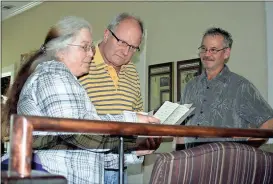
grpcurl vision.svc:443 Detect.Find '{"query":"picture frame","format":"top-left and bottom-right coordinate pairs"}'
top-left (177, 58), bottom-right (202, 102)
top-left (1, 76), bottom-right (10, 96)
top-left (160, 77), bottom-right (169, 87)
top-left (1, 64), bottom-right (15, 97)
top-left (160, 89), bottom-right (170, 105)
top-left (148, 62), bottom-right (173, 111)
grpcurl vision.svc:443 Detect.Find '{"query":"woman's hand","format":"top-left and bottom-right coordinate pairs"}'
top-left (136, 113), bottom-right (160, 124)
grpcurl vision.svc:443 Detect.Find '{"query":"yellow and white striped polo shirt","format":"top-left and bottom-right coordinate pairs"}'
top-left (79, 46), bottom-right (143, 115)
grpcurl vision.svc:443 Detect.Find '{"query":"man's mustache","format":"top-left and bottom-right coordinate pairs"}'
top-left (202, 56), bottom-right (214, 61)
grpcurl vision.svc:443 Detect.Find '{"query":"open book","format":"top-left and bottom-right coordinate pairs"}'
top-left (153, 101), bottom-right (195, 125)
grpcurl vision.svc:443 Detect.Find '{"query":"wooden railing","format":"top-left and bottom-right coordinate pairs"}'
top-left (7, 114), bottom-right (273, 183)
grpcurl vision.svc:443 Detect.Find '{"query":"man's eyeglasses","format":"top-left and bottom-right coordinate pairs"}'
top-left (68, 44), bottom-right (96, 54)
top-left (108, 29), bottom-right (140, 52)
top-left (198, 46), bottom-right (228, 54)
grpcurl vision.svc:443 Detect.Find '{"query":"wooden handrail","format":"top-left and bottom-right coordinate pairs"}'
top-left (8, 114), bottom-right (273, 177)
top-left (13, 115), bottom-right (273, 137)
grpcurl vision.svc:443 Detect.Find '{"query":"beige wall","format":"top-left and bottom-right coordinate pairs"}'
top-left (2, 2), bottom-right (268, 98)
top-left (1, 2), bottom-right (268, 183)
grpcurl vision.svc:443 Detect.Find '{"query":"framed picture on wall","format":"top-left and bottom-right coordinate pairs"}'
top-left (160, 77), bottom-right (169, 87)
top-left (160, 89), bottom-right (170, 105)
top-left (177, 58), bottom-right (202, 102)
top-left (1, 76), bottom-right (11, 96)
top-left (1, 64), bottom-right (15, 97)
top-left (148, 62), bottom-right (173, 111)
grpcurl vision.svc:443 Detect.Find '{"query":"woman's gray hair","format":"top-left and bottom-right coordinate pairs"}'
top-left (1, 16), bottom-right (93, 138)
top-left (107, 12), bottom-right (144, 39)
top-left (36, 16), bottom-right (92, 64)
top-left (202, 27), bottom-right (233, 48)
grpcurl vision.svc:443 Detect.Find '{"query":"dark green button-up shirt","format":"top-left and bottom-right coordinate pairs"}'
top-left (180, 65), bottom-right (273, 144)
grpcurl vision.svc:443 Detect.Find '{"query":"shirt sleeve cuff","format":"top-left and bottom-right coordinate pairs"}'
top-left (124, 151), bottom-right (144, 165)
top-left (123, 111), bottom-right (138, 123)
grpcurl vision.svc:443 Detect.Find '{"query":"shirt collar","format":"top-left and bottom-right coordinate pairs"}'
top-left (37, 60), bottom-right (77, 80)
top-left (93, 45), bottom-right (105, 66)
top-left (200, 64), bottom-right (230, 84)
top-left (93, 44), bottom-right (130, 71)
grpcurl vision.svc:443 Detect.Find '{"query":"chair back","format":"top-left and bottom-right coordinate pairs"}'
top-left (150, 142), bottom-right (273, 184)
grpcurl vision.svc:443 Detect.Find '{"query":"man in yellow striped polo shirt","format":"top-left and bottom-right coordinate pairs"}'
top-left (79, 42), bottom-right (143, 115)
top-left (79, 13), bottom-right (153, 184)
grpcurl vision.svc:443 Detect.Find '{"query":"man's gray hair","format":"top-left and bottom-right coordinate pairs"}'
top-left (107, 12), bottom-right (144, 38)
top-left (203, 27), bottom-right (233, 48)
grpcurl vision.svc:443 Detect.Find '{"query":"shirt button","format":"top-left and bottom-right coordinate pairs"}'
top-left (197, 123), bottom-right (200, 126)
top-left (204, 99), bottom-right (206, 102)
top-left (200, 111), bottom-right (203, 114)
top-left (206, 86), bottom-right (209, 89)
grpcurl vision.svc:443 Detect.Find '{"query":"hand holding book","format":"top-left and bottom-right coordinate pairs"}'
top-left (153, 101), bottom-right (195, 125)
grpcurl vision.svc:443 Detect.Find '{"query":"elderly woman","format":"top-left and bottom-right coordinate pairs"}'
top-left (1, 16), bottom-right (160, 184)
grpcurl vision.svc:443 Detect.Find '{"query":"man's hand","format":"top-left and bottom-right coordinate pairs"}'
top-left (134, 114), bottom-right (162, 156)
top-left (135, 137), bottom-right (162, 156)
top-left (247, 137), bottom-right (268, 147)
top-left (247, 119), bottom-right (273, 147)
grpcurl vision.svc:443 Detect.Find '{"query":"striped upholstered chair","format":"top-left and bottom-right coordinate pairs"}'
top-left (149, 142), bottom-right (273, 184)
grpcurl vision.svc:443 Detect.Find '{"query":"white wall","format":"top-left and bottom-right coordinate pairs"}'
top-left (265, 2), bottom-right (273, 108)
top-left (265, 2), bottom-right (273, 144)
top-left (134, 29), bottom-right (148, 110)
top-left (2, 2), bottom-right (268, 103)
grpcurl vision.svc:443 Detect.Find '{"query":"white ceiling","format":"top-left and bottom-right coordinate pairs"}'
top-left (1, 1), bottom-right (44, 21)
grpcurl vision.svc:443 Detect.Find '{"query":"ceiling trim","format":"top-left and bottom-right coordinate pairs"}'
top-left (2, 1), bottom-right (44, 21)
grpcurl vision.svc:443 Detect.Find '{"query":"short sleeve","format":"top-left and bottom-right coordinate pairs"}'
top-left (235, 82), bottom-right (273, 127)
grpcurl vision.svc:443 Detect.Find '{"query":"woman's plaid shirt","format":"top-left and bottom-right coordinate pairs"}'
top-left (16, 60), bottom-right (139, 184)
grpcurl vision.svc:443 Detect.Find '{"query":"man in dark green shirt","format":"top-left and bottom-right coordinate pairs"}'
top-left (180, 27), bottom-right (273, 148)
